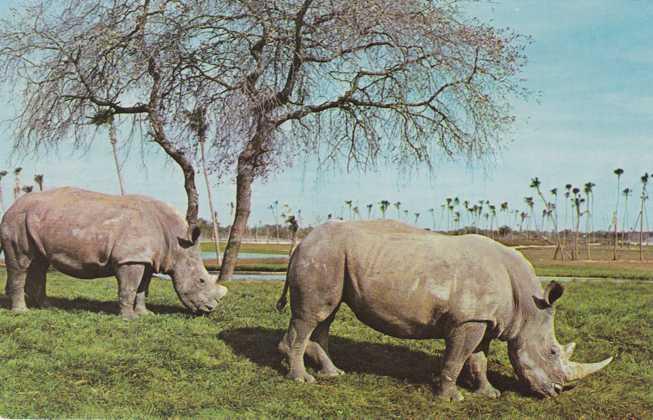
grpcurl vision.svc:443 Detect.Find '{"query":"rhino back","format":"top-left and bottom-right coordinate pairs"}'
top-left (2, 187), bottom-right (183, 277)
top-left (300, 221), bottom-right (520, 339)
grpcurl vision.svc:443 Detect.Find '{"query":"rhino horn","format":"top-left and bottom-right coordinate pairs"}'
top-left (562, 342), bottom-right (576, 360)
top-left (565, 356), bottom-right (613, 381)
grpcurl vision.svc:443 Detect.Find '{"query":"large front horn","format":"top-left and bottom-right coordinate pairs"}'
top-left (565, 357), bottom-right (613, 381)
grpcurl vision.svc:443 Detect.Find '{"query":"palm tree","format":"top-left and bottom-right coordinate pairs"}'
top-left (583, 182), bottom-right (595, 259)
top-left (529, 177), bottom-right (542, 232)
top-left (366, 203), bottom-right (373, 219)
top-left (463, 200), bottom-right (470, 226)
top-left (499, 202), bottom-right (509, 228)
top-left (34, 174), bottom-right (44, 192)
top-left (489, 205), bottom-right (497, 238)
top-left (0, 170), bottom-right (7, 211)
top-left (22, 185), bottom-right (33, 193)
top-left (344, 200), bottom-right (354, 220)
top-left (414, 212), bottom-right (420, 225)
top-left (612, 169), bottom-right (624, 260)
top-left (524, 196), bottom-right (535, 238)
top-left (352, 206), bottom-right (360, 220)
top-left (285, 215), bottom-right (299, 256)
top-left (403, 209), bottom-right (409, 221)
top-left (622, 187), bottom-right (633, 247)
top-left (638, 173), bottom-right (649, 261)
top-left (13, 167), bottom-right (22, 201)
top-left (273, 201), bottom-right (280, 240)
top-left (548, 187), bottom-right (565, 259)
top-left (379, 200), bottom-right (390, 219)
top-left (445, 198), bottom-right (453, 229)
top-left (519, 211), bottom-right (528, 233)
top-left (186, 106), bottom-right (221, 265)
top-left (564, 184), bottom-right (573, 241)
top-left (393, 201), bottom-right (402, 220)
top-left (91, 110), bottom-right (125, 195)
top-left (428, 208), bottom-right (435, 230)
top-left (571, 187), bottom-right (585, 260)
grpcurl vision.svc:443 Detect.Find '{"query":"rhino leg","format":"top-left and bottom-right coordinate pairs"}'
top-left (6, 268), bottom-right (28, 313)
top-left (437, 322), bottom-right (488, 402)
top-left (116, 264), bottom-right (146, 320)
top-left (281, 318), bottom-right (318, 383)
top-left (461, 342), bottom-right (501, 398)
top-left (134, 268), bottom-right (153, 316)
top-left (25, 260), bottom-right (49, 308)
top-left (307, 310), bottom-right (344, 377)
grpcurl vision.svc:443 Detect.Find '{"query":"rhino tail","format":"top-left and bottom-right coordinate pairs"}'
top-left (275, 278), bottom-right (289, 312)
top-left (276, 243), bottom-right (299, 312)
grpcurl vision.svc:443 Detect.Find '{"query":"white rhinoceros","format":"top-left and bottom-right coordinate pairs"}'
top-left (276, 220), bottom-right (612, 400)
top-left (0, 187), bottom-right (226, 319)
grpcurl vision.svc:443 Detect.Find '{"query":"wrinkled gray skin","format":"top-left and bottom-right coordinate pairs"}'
top-left (277, 220), bottom-right (612, 400)
top-left (0, 187), bottom-right (227, 320)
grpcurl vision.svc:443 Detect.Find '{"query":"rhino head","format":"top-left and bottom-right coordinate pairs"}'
top-left (508, 281), bottom-right (612, 397)
top-left (169, 226), bottom-right (227, 313)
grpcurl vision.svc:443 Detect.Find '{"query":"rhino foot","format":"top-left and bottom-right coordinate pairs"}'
top-left (475, 384), bottom-right (501, 399)
top-left (317, 367), bottom-right (345, 378)
top-left (287, 371), bottom-right (316, 383)
top-left (436, 385), bottom-right (464, 402)
top-left (11, 306), bottom-right (29, 314)
top-left (134, 308), bottom-right (154, 316)
top-left (121, 312), bottom-right (139, 321)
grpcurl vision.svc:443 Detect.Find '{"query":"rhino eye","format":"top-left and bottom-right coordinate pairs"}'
top-left (199, 278), bottom-right (206, 284)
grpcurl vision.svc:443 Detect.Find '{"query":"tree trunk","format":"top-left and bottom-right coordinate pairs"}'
top-left (109, 120), bottom-right (126, 195)
top-left (148, 110), bottom-right (199, 232)
top-left (219, 155), bottom-right (255, 282)
top-left (199, 138), bottom-right (221, 266)
top-left (146, 57), bottom-right (199, 233)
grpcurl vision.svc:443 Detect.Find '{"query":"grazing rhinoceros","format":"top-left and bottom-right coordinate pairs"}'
top-left (0, 187), bottom-right (227, 319)
top-left (276, 220), bottom-right (612, 400)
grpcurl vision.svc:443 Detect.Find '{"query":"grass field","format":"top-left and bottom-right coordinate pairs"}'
top-left (201, 242), bottom-right (290, 255)
top-left (202, 241), bottom-right (653, 280)
top-left (0, 270), bottom-right (651, 418)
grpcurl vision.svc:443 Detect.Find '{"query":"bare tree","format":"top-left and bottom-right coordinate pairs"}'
top-left (0, 0), bottom-right (204, 237)
top-left (203, 1), bottom-right (528, 280)
top-left (1, 0), bottom-right (528, 281)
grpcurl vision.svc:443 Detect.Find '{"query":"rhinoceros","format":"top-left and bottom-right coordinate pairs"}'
top-left (276, 220), bottom-right (612, 400)
top-left (0, 187), bottom-right (227, 319)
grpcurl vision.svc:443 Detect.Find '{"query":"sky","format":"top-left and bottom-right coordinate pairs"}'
top-left (1, 1), bottom-right (652, 230)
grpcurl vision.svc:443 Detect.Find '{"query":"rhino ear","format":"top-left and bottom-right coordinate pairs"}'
top-left (178, 225), bottom-right (202, 248)
top-left (533, 281), bottom-right (565, 309)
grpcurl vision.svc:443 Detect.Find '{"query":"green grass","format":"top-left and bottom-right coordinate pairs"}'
top-left (535, 265), bottom-right (653, 280)
top-left (1, 270), bottom-right (650, 418)
top-left (200, 242), bottom-right (289, 255)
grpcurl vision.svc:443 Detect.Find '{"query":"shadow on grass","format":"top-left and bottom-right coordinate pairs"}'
top-left (0, 295), bottom-right (188, 316)
top-left (219, 326), bottom-right (527, 395)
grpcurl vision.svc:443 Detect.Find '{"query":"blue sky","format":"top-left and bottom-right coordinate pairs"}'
top-left (1, 1), bottom-right (652, 229)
